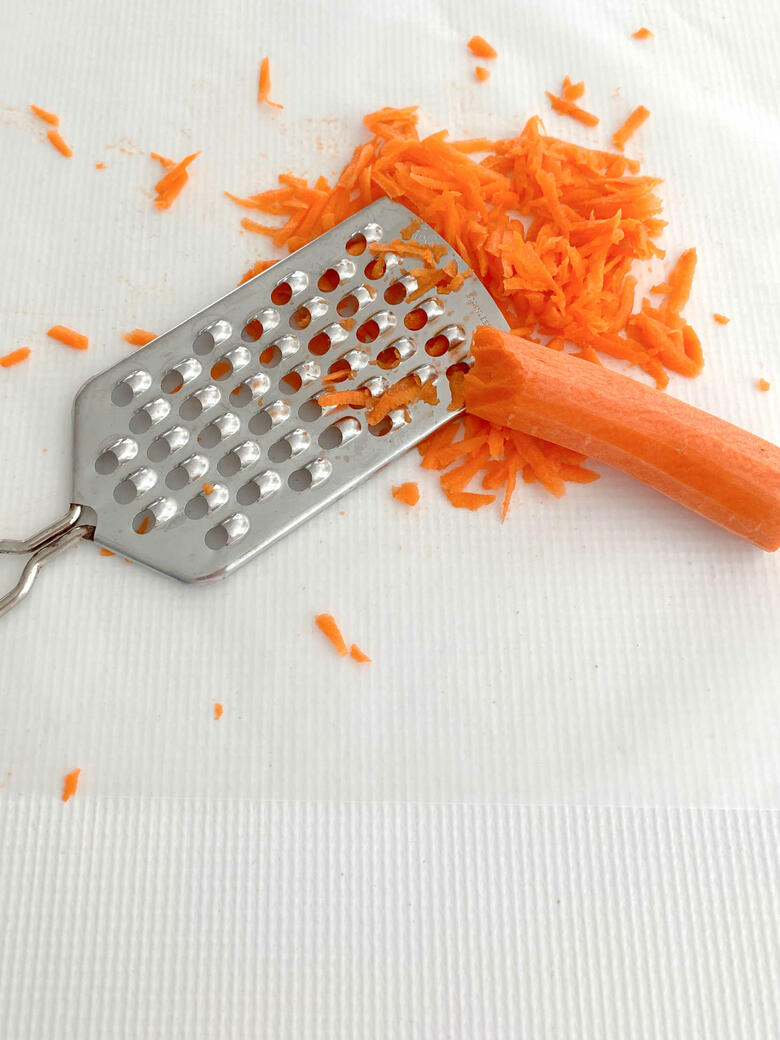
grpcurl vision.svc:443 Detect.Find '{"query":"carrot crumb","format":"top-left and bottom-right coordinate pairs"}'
top-left (612, 105), bottom-right (651, 151)
top-left (95, 162), bottom-right (107, 170)
top-left (202, 482), bottom-right (215, 495)
top-left (315, 613), bottom-right (348, 656)
top-left (47, 325), bottom-right (88, 350)
top-left (30, 104), bottom-right (59, 126)
top-left (0, 347), bottom-right (31, 368)
top-left (468, 35), bottom-right (498, 59)
top-left (214, 702), bottom-right (223, 720)
top-left (62, 768), bottom-right (80, 802)
top-left (349, 644), bottom-right (371, 663)
top-left (123, 328), bottom-right (157, 347)
top-left (47, 128), bottom-right (72, 158)
top-left (475, 66), bottom-right (490, 83)
top-left (713, 313), bottom-right (730, 325)
top-left (392, 482), bottom-right (420, 506)
top-left (257, 56), bottom-right (284, 109)
top-left (99, 548), bottom-right (115, 557)
top-left (632, 27), bottom-right (653, 40)
top-left (758, 378), bottom-right (771, 392)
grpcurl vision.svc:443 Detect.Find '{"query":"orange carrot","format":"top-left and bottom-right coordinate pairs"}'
top-left (632, 27), bottom-right (653, 40)
top-left (758, 379), bottom-right (771, 392)
top-left (349, 644), bottom-right (371, 663)
top-left (468, 35), bottom-right (498, 59)
top-left (546, 92), bottom-right (599, 126)
top-left (151, 152), bottom-right (175, 169)
top-left (612, 106), bottom-right (651, 151)
top-left (153, 152), bottom-right (199, 210)
top-left (475, 66), bottom-right (491, 83)
top-left (0, 347), bottom-right (31, 368)
top-left (465, 328), bottom-right (780, 550)
top-left (95, 162), bottom-right (107, 170)
top-left (202, 482), bottom-right (215, 495)
top-left (318, 388), bottom-right (371, 410)
top-left (315, 613), bottom-right (348, 656)
top-left (714, 313), bottom-right (730, 325)
top-left (62, 768), bottom-right (80, 802)
top-left (47, 325), bottom-right (88, 350)
top-left (99, 548), bottom-right (115, 557)
top-left (30, 104), bottom-right (59, 126)
top-left (562, 76), bottom-right (585, 101)
top-left (214, 702), bottom-right (223, 720)
top-left (47, 129), bottom-right (72, 157)
top-left (392, 482), bottom-right (420, 506)
top-left (123, 328), bottom-right (157, 347)
top-left (238, 259), bottom-right (276, 285)
top-left (257, 56), bottom-right (283, 109)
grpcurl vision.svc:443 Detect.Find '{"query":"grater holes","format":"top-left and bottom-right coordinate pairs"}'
top-left (205, 513), bottom-right (250, 550)
top-left (148, 426), bottom-right (189, 462)
top-left (185, 483), bottom-right (229, 519)
top-left (426, 324), bottom-right (466, 357)
top-left (345, 233), bottom-right (367, 255)
top-left (289, 297), bottom-right (327, 331)
top-left (384, 275), bottom-right (417, 306)
top-left (130, 398), bottom-right (171, 434)
top-left (111, 370), bottom-right (152, 406)
top-left (298, 397), bottom-right (324, 422)
top-left (249, 400), bottom-right (290, 436)
top-left (337, 285), bottom-right (374, 318)
top-left (308, 332), bottom-right (330, 356)
top-left (356, 311), bottom-right (396, 345)
top-left (193, 319), bottom-right (231, 356)
top-left (318, 269), bottom-right (340, 293)
top-left (270, 271), bottom-right (307, 306)
top-left (241, 308), bottom-right (280, 343)
top-left (281, 371), bottom-right (303, 393)
top-left (405, 308), bottom-right (427, 331)
top-left (237, 470), bottom-right (281, 505)
top-left (230, 372), bottom-right (270, 407)
top-left (368, 410), bottom-right (407, 437)
top-left (179, 385), bottom-right (220, 421)
top-left (114, 467), bottom-right (157, 504)
top-left (166, 454), bottom-right (209, 490)
top-left (288, 457), bottom-right (332, 491)
top-left (217, 440), bottom-right (261, 478)
top-left (133, 497), bottom-right (177, 534)
top-left (364, 256), bottom-right (386, 280)
top-left (318, 417), bottom-right (361, 450)
top-left (325, 358), bottom-right (351, 384)
top-left (268, 428), bottom-right (310, 462)
top-left (377, 347), bottom-right (401, 370)
top-left (198, 412), bottom-right (240, 449)
top-left (95, 438), bottom-right (137, 475)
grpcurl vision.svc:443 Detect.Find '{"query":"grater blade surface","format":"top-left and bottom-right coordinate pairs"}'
top-left (72, 198), bottom-right (507, 582)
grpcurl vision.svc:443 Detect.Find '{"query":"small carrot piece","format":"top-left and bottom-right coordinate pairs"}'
top-left (349, 644), bottom-right (371, 663)
top-left (238, 259), bottom-right (276, 285)
top-left (214, 702), bottom-right (223, 720)
top-left (318, 388), bottom-right (371, 409)
top-left (153, 152), bottom-right (199, 210)
top-left (202, 482), bottom-right (215, 495)
top-left (47, 325), bottom-right (88, 350)
top-left (713, 313), bottom-right (730, 325)
top-left (758, 379), bottom-right (771, 392)
top-left (99, 548), bottom-right (115, 557)
top-left (475, 66), bottom-right (491, 83)
top-left (151, 152), bottom-right (175, 169)
top-left (392, 482), bottom-right (420, 506)
top-left (546, 92), bottom-right (599, 127)
top-left (30, 104), bottom-right (59, 126)
top-left (47, 129), bottom-right (72, 158)
top-left (612, 105), bottom-right (651, 151)
top-left (62, 768), bottom-right (80, 802)
top-left (315, 613), bottom-right (348, 656)
top-left (123, 329), bottom-right (157, 347)
top-left (257, 56), bottom-right (283, 109)
top-left (0, 347), bottom-right (31, 368)
top-left (562, 76), bottom-right (585, 101)
top-left (468, 35), bottom-right (498, 59)
top-left (632, 27), bottom-right (653, 40)
top-left (95, 162), bottom-right (107, 170)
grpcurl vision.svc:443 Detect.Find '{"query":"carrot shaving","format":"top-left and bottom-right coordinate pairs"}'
top-left (95, 162), bottom-right (107, 170)
top-left (0, 347), bottom-right (31, 368)
top-left (562, 76), bottom-right (585, 101)
top-left (62, 768), bottom-right (80, 802)
top-left (758, 379), bottom-right (771, 392)
top-left (123, 328), bottom-right (157, 347)
top-left (257, 56), bottom-right (283, 110)
top-left (151, 152), bottom-right (175, 169)
top-left (47, 325), bottom-right (88, 350)
top-left (30, 104), bottom-right (59, 126)
top-left (349, 644), bottom-right (371, 663)
top-left (214, 702), bottom-right (223, 720)
top-left (46, 129), bottom-right (72, 158)
top-left (202, 482), bottom-right (215, 495)
top-left (632, 27), bottom-right (653, 40)
top-left (612, 106), bottom-right (651, 151)
top-left (546, 92), bottom-right (599, 127)
top-left (153, 152), bottom-right (199, 210)
top-left (318, 388), bottom-right (371, 410)
top-left (99, 548), bottom-right (115, 557)
top-left (475, 66), bottom-right (491, 83)
top-left (392, 482), bottom-right (420, 506)
top-left (468, 35), bottom-right (498, 59)
top-left (713, 313), bottom-right (730, 325)
top-left (315, 613), bottom-right (348, 656)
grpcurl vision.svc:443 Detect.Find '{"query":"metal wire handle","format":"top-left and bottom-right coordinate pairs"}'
top-left (0, 505), bottom-right (92, 618)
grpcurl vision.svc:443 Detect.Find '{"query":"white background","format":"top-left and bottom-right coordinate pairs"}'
top-left (1, 0), bottom-right (778, 1035)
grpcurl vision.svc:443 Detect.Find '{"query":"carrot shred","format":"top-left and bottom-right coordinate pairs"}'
top-left (257, 56), bottom-right (283, 110)
top-left (546, 92), bottom-right (599, 127)
top-left (99, 548), bottom-right (115, 557)
top-left (153, 152), bottom-right (199, 210)
top-left (632, 27), bottom-right (653, 40)
top-left (349, 644), bottom-right (372, 663)
top-left (123, 328), bottom-right (157, 347)
top-left (151, 152), bottom-right (175, 169)
top-left (46, 129), bottom-right (72, 158)
top-left (318, 388), bottom-right (371, 410)
top-left (95, 162), bottom-right (107, 170)
top-left (475, 66), bottom-right (491, 83)
top-left (468, 35), bottom-right (498, 59)
top-left (238, 258), bottom-right (276, 285)
top-left (62, 768), bottom-right (80, 802)
top-left (392, 482), bottom-right (420, 506)
top-left (214, 702), bottom-right (223, 720)
top-left (202, 482), bottom-right (215, 495)
top-left (562, 76), bottom-right (585, 101)
top-left (713, 313), bottom-right (730, 325)
top-left (47, 325), bottom-right (88, 350)
top-left (315, 613), bottom-right (348, 656)
top-left (0, 347), bottom-right (31, 368)
top-left (30, 104), bottom-right (59, 126)
top-left (612, 106), bottom-right (651, 151)
top-left (758, 379), bottom-right (771, 392)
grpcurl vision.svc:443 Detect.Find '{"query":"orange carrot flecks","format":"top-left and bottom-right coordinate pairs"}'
top-left (468, 35), bottom-right (498, 59)
top-left (99, 548), bottom-right (115, 557)
top-left (758, 379), bottom-right (771, 392)
top-left (546, 92), bottom-right (599, 127)
top-left (62, 768), bottom-right (80, 802)
top-left (612, 106), bottom-right (651, 151)
top-left (475, 66), bottom-right (490, 83)
top-left (47, 129), bottom-right (72, 157)
top-left (202, 482), bottom-right (215, 495)
top-left (632, 27), bottom-right (653, 40)
top-left (123, 328), bottom-right (157, 347)
top-left (349, 644), bottom-right (371, 663)
top-left (47, 325), bottom-right (88, 350)
top-left (392, 482), bottom-right (420, 506)
top-left (214, 702), bottom-right (223, 720)
top-left (0, 347), bottom-right (31, 368)
top-left (95, 162), bottom-right (107, 170)
top-left (153, 152), bottom-right (199, 210)
top-left (714, 313), bottom-right (730, 325)
top-left (30, 104), bottom-right (59, 126)
top-left (315, 613), bottom-right (348, 656)
top-left (257, 56), bottom-right (283, 109)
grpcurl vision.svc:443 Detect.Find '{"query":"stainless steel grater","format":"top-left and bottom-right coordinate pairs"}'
top-left (0, 199), bottom-right (506, 616)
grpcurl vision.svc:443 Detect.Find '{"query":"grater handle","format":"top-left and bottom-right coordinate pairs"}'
top-left (0, 505), bottom-right (93, 619)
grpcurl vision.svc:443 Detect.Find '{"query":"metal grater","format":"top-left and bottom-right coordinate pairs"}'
top-left (0, 199), bottom-right (506, 616)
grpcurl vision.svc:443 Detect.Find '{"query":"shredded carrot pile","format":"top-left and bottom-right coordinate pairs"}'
top-left (315, 613), bottom-right (348, 656)
top-left (47, 129), bottom-right (72, 158)
top-left (62, 768), bottom-right (80, 802)
top-left (214, 702), bottom-right (223, 720)
top-left (232, 104), bottom-right (700, 516)
top-left (713, 313), bottom-right (730, 325)
top-left (758, 378), bottom-right (771, 392)
top-left (612, 106), bottom-right (651, 151)
top-left (30, 104), bottom-right (59, 126)
top-left (475, 67), bottom-right (490, 83)
top-left (0, 347), bottom-right (31, 369)
top-left (153, 152), bottom-right (199, 210)
top-left (349, 644), bottom-right (371, 663)
top-left (123, 328), bottom-right (157, 347)
top-left (392, 482), bottom-right (420, 506)
top-left (632, 27), bottom-right (653, 40)
top-left (257, 56), bottom-right (283, 110)
top-left (48, 325), bottom-right (88, 350)
top-left (468, 35), bottom-right (498, 59)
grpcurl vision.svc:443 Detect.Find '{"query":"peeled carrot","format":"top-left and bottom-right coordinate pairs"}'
top-left (47, 129), bottom-right (72, 158)
top-left (632, 27), bottom-right (653, 40)
top-left (392, 482), bottom-right (420, 506)
top-left (0, 347), bottom-right (31, 368)
top-left (257, 56), bottom-right (283, 109)
top-left (30, 104), bottom-right (59, 126)
top-left (47, 325), bottom-right (88, 350)
top-left (62, 768), bottom-right (80, 802)
top-left (214, 702), bottom-right (223, 720)
top-left (714, 313), bottom-right (730, 325)
top-left (475, 66), bottom-right (490, 83)
top-left (465, 328), bottom-right (780, 550)
top-left (468, 35), bottom-right (497, 59)
top-left (546, 92), bottom-right (599, 127)
top-left (315, 613), bottom-right (348, 656)
top-left (349, 644), bottom-right (371, 663)
top-left (612, 106), bottom-right (651, 151)
top-left (123, 328), bottom-right (157, 347)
